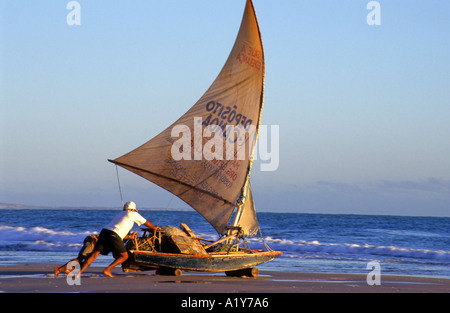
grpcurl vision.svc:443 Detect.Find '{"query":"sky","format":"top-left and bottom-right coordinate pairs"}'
top-left (1, 1), bottom-right (449, 217)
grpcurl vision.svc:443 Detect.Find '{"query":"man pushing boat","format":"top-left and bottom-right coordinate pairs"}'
top-left (77, 201), bottom-right (160, 277)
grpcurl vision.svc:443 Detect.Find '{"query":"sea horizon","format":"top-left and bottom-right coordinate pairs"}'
top-left (1, 202), bottom-right (448, 219)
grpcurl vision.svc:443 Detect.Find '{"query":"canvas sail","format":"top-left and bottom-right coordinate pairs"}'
top-left (109, 0), bottom-right (264, 235)
top-left (236, 184), bottom-right (259, 236)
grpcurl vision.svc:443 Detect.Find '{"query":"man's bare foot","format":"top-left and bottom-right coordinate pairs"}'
top-left (103, 268), bottom-right (115, 277)
top-left (54, 267), bottom-right (61, 278)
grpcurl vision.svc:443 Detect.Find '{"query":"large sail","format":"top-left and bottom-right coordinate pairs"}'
top-left (110, 0), bottom-right (264, 235)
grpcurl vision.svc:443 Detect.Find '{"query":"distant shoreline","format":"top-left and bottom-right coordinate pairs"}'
top-left (2, 203), bottom-right (450, 218)
top-left (0, 203), bottom-right (190, 211)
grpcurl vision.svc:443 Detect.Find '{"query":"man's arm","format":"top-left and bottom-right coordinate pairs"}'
top-left (123, 231), bottom-right (138, 240)
top-left (144, 220), bottom-right (160, 231)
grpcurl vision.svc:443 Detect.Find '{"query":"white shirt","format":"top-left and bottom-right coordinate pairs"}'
top-left (104, 210), bottom-right (147, 239)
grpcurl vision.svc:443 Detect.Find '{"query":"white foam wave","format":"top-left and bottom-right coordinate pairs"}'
top-left (249, 236), bottom-right (450, 261)
top-left (0, 225), bottom-right (92, 252)
top-left (2, 225), bottom-right (449, 262)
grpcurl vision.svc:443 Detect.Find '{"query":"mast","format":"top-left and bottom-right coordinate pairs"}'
top-left (231, 0), bottom-right (265, 231)
top-left (231, 159), bottom-right (253, 228)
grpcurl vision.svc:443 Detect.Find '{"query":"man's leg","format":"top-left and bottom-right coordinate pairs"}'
top-left (77, 250), bottom-right (100, 277)
top-left (54, 258), bottom-right (77, 278)
top-left (103, 252), bottom-right (128, 278)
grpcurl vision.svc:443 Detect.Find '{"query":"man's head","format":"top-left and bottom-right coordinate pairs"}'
top-left (123, 201), bottom-right (138, 212)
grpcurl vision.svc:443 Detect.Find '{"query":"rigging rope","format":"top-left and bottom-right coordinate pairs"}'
top-left (114, 164), bottom-right (174, 226)
top-left (115, 165), bottom-right (124, 207)
top-left (258, 226), bottom-right (273, 251)
top-left (156, 193), bottom-right (175, 226)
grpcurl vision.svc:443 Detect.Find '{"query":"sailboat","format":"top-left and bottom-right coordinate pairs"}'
top-left (108, 0), bottom-right (281, 277)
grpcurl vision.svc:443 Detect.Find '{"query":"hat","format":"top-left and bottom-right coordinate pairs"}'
top-left (123, 201), bottom-right (137, 212)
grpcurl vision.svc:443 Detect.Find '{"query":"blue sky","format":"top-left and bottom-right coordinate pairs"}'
top-left (1, 1), bottom-right (449, 216)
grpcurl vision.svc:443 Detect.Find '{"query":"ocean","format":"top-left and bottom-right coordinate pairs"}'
top-left (1, 209), bottom-right (449, 279)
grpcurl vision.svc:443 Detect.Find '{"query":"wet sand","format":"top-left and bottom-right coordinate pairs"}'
top-left (0, 264), bottom-right (449, 293)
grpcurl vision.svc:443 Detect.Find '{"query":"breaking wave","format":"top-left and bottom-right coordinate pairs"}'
top-left (2, 224), bottom-right (449, 262)
top-left (248, 236), bottom-right (450, 262)
top-left (0, 225), bottom-right (91, 252)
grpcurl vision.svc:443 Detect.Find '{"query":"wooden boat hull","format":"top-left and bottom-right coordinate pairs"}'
top-left (123, 250), bottom-right (282, 273)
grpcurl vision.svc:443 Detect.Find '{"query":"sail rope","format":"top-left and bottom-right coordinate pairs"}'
top-left (115, 164), bottom-right (174, 226)
top-left (258, 227), bottom-right (273, 252)
top-left (115, 165), bottom-right (124, 207)
top-left (156, 193), bottom-right (175, 226)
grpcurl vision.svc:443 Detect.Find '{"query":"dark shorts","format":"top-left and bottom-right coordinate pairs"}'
top-left (77, 236), bottom-right (96, 261)
top-left (94, 229), bottom-right (126, 256)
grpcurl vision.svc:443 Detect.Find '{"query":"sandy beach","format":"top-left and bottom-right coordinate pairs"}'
top-left (0, 264), bottom-right (449, 294)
